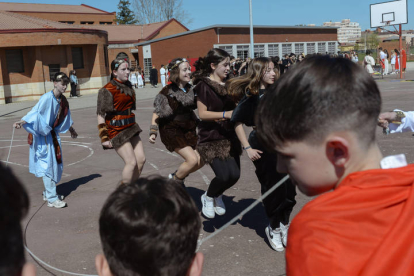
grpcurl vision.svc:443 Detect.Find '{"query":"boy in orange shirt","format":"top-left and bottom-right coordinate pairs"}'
top-left (256, 56), bottom-right (414, 275)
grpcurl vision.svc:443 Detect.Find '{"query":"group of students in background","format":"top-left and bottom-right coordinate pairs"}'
top-left (8, 47), bottom-right (414, 276)
top-left (364, 47), bottom-right (406, 76)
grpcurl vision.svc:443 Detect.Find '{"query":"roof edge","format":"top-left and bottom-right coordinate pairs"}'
top-left (145, 18), bottom-right (189, 40)
top-left (81, 4), bottom-right (115, 15)
top-left (134, 24), bottom-right (338, 46)
top-left (0, 28), bottom-right (108, 35)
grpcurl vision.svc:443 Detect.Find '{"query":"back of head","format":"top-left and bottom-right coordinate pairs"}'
top-left (99, 176), bottom-right (201, 276)
top-left (256, 56), bottom-right (381, 150)
top-left (193, 48), bottom-right (230, 81)
top-left (0, 164), bottom-right (29, 276)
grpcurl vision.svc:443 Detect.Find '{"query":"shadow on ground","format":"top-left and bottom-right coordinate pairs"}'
top-left (57, 174), bottom-right (102, 197)
top-left (186, 187), bottom-right (268, 240)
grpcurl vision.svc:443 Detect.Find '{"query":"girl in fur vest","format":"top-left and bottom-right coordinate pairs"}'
top-left (193, 48), bottom-right (242, 219)
top-left (149, 58), bottom-right (204, 186)
top-left (97, 58), bottom-right (145, 184)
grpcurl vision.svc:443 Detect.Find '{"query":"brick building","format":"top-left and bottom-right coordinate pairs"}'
top-left (90, 19), bottom-right (188, 68)
top-left (135, 25), bottom-right (338, 81)
top-left (0, 2), bottom-right (116, 25)
top-left (0, 11), bottom-right (109, 104)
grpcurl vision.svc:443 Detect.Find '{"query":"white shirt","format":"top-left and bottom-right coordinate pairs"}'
top-left (160, 68), bottom-right (166, 76)
top-left (380, 51), bottom-right (386, 60)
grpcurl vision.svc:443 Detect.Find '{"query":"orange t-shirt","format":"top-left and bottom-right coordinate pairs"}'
top-left (286, 165), bottom-right (414, 276)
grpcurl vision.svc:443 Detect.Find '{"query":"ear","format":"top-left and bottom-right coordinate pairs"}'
top-left (21, 263), bottom-right (36, 276)
top-left (95, 254), bottom-right (112, 276)
top-left (112, 70), bottom-right (118, 77)
top-left (326, 137), bottom-right (349, 176)
top-left (210, 63), bottom-right (216, 71)
top-left (187, 252), bottom-right (204, 276)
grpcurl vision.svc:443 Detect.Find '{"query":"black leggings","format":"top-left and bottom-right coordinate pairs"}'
top-left (253, 151), bottom-right (296, 229)
top-left (206, 156), bottom-right (241, 198)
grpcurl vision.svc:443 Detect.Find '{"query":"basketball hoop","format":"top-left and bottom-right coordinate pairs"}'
top-left (385, 21), bottom-right (391, 26)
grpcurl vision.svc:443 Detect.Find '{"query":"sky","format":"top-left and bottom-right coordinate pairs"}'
top-left (3, 0), bottom-right (413, 31)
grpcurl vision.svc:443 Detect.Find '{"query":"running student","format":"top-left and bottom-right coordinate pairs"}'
top-left (256, 56), bottom-right (414, 275)
top-left (193, 48), bottom-right (242, 219)
top-left (149, 58), bottom-right (203, 186)
top-left (13, 72), bottom-right (78, 208)
top-left (229, 57), bottom-right (296, 252)
top-left (97, 58), bottom-right (145, 184)
top-left (95, 176), bottom-right (203, 276)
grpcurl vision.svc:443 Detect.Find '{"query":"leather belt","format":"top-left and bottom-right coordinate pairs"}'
top-left (109, 117), bottom-right (135, 126)
top-left (109, 109), bottom-right (132, 116)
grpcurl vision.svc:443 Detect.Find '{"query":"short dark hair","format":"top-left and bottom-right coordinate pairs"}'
top-left (256, 56), bottom-right (381, 149)
top-left (53, 72), bottom-right (70, 84)
top-left (366, 50), bottom-right (372, 55)
top-left (99, 176), bottom-right (201, 276)
top-left (0, 164), bottom-right (29, 276)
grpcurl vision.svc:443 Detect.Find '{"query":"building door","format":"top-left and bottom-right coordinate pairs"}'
top-left (49, 64), bottom-right (60, 81)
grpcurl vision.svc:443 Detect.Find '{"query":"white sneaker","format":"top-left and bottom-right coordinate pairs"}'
top-left (201, 193), bottom-right (215, 219)
top-left (265, 225), bottom-right (284, 252)
top-left (280, 222), bottom-right (290, 247)
top-left (47, 199), bottom-right (67, 208)
top-left (43, 191), bottom-right (64, 201)
top-left (214, 195), bottom-right (226, 215)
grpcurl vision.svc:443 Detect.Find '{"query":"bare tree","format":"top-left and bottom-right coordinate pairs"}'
top-left (132, 0), bottom-right (193, 27)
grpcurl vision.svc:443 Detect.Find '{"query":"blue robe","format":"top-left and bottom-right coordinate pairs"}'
top-left (22, 91), bottom-right (73, 183)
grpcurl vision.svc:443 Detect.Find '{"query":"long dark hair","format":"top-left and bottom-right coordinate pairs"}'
top-left (192, 48), bottom-right (230, 80)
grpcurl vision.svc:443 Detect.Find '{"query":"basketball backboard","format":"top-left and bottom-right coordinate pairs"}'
top-left (370, 0), bottom-right (408, 28)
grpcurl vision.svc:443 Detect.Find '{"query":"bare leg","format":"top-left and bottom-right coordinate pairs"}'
top-left (174, 147), bottom-right (204, 179)
top-left (130, 135), bottom-right (146, 180)
top-left (115, 141), bottom-right (138, 184)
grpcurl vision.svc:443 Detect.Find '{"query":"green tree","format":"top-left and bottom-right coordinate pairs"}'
top-left (367, 33), bottom-right (380, 50)
top-left (115, 0), bottom-right (138, 25)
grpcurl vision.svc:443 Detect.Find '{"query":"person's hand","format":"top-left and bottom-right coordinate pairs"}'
top-left (149, 134), bottom-right (156, 144)
top-left (379, 111), bottom-right (397, 122)
top-left (102, 141), bottom-right (113, 149)
top-left (13, 122), bottom-right (23, 129)
top-left (247, 148), bottom-right (262, 161)
top-left (70, 128), bottom-right (78, 139)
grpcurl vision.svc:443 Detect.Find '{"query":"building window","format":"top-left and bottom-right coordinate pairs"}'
top-left (328, 42), bottom-right (336, 54)
top-left (49, 64), bottom-right (60, 81)
top-left (281, 44), bottom-right (292, 56)
top-left (268, 44), bottom-right (279, 57)
top-left (307, 43), bottom-right (316, 55)
top-left (104, 45), bottom-right (109, 68)
top-left (318, 42), bottom-right (326, 54)
top-left (295, 43), bottom-right (304, 55)
top-left (100, 22), bottom-right (113, 25)
top-left (237, 45), bottom-right (249, 59)
top-left (218, 46), bottom-right (233, 56)
top-left (72, 47), bottom-right (84, 69)
top-left (80, 21), bottom-right (94, 25)
top-left (254, 45), bottom-right (265, 57)
top-left (144, 58), bottom-right (152, 82)
top-left (59, 21), bottom-right (74, 24)
top-left (6, 49), bottom-right (24, 73)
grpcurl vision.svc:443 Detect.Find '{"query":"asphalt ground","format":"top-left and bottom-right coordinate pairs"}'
top-left (1, 70), bottom-right (414, 276)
